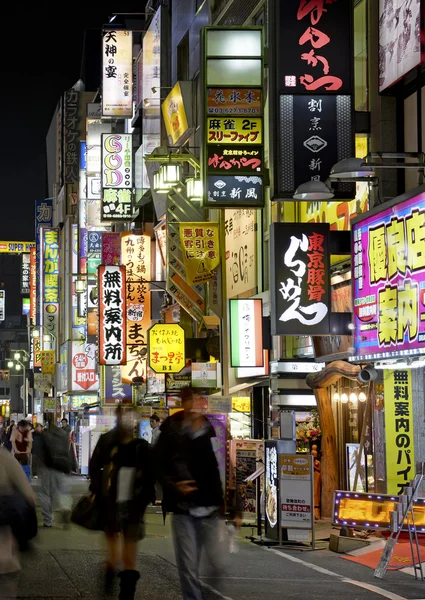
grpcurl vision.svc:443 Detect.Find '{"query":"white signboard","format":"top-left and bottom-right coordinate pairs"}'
top-left (280, 455), bottom-right (313, 530)
top-left (102, 29), bottom-right (133, 117)
top-left (379, 0), bottom-right (422, 92)
top-left (102, 134), bottom-right (133, 189)
top-left (71, 341), bottom-right (99, 392)
top-left (225, 209), bottom-right (257, 298)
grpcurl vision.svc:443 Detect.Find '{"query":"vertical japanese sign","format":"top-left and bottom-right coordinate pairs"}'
top-left (64, 89), bottom-right (80, 184)
top-left (102, 134), bottom-right (133, 221)
top-left (142, 7), bottom-right (161, 193)
top-left (148, 324), bottom-right (185, 374)
top-left (202, 28), bottom-right (265, 208)
top-left (102, 29), bottom-right (133, 117)
top-left (71, 341), bottom-right (99, 392)
top-left (35, 200), bottom-right (53, 326)
top-left (352, 191), bottom-right (425, 360)
top-left (230, 299), bottom-right (263, 368)
top-left (88, 232), bottom-right (102, 276)
top-left (270, 223), bottom-right (330, 335)
top-left (265, 441), bottom-right (279, 541)
top-left (0, 290), bottom-right (5, 321)
top-left (179, 223), bottom-right (220, 285)
top-left (21, 254), bottom-right (30, 295)
top-left (41, 228), bottom-right (60, 347)
top-left (33, 338), bottom-right (42, 369)
top-left (98, 265), bottom-right (126, 365)
top-left (278, 0), bottom-right (352, 95)
top-left (101, 365), bottom-right (134, 406)
top-left (40, 350), bottom-right (55, 375)
top-left (384, 370), bottom-right (415, 495)
top-left (275, 0), bottom-right (354, 196)
top-left (225, 209), bottom-right (257, 298)
top-left (121, 233), bottom-right (151, 384)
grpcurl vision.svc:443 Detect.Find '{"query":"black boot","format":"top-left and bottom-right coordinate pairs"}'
top-left (118, 570), bottom-right (140, 600)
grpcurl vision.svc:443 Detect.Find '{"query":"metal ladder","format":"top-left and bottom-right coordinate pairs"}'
top-left (375, 463), bottom-right (425, 580)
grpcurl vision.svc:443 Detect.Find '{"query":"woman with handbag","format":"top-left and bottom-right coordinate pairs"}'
top-left (0, 447), bottom-right (36, 597)
top-left (88, 407), bottom-right (154, 600)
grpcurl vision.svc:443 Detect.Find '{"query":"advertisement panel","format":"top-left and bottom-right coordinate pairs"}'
top-left (30, 247), bottom-right (36, 322)
top-left (0, 290), bottom-right (5, 322)
top-left (207, 88), bottom-right (262, 115)
top-left (384, 370), bottom-right (415, 495)
top-left (102, 134), bottom-right (133, 189)
top-left (64, 89), bottom-right (80, 184)
top-left (225, 209), bottom-right (257, 298)
top-left (148, 324), bottom-right (185, 374)
top-left (100, 365), bottom-right (134, 406)
top-left (40, 350), bottom-right (55, 375)
top-left (41, 228), bottom-right (59, 349)
top-left (352, 191), bottom-right (425, 359)
top-left (161, 82), bottom-right (190, 146)
top-left (205, 413), bottom-right (227, 491)
top-left (191, 362), bottom-right (218, 388)
top-left (207, 117), bottom-right (262, 145)
top-left (98, 265), bottom-right (126, 365)
top-left (71, 341), bottom-right (99, 392)
top-left (102, 29), bottom-right (133, 117)
top-left (277, 0), bottom-right (353, 95)
top-left (379, 0), bottom-right (423, 92)
top-left (0, 242), bottom-right (35, 254)
top-left (207, 145), bottom-right (263, 174)
top-left (229, 299), bottom-right (263, 368)
top-left (21, 254), bottom-right (30, 294)
top-left (270, 223), bottom-right (330, 335)
top-left (122, 233), bottom-right (151, 346)
top-left (179, 223), bottom-right (220, 286)
top-left (207, 175), bottom-right (263, 207)
top-left (279, 454), bottom-right (313, 530)
top-left (265, 441), bottom-right (279, 541)
top-left (35, 199), bottom-right (53, 325)
top-left (102, 232), bottom-right (121, 266)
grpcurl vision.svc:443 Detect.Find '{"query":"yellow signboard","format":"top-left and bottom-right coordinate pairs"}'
top-left (384, 370), bottom-right (415, 495)
top-left (0, 241), bottom-right (35, 254)
top-left (207, 117), bottom-right (262, 145)
top-left (148, 324), bottom-right (185, 374)
top-left (232, 397), bottom-right (251, 413)
top-left (162, 82), bottom-right (190, 146)
top-left (40, 350), bottom-right (56, 375)
top-left (179, 222), bottom-right (220, 286)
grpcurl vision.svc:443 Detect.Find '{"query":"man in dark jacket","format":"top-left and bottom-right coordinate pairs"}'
top-left (154, 387), bottom-right (226, 600)
top-left (89, 407), bottom-right (154, 600)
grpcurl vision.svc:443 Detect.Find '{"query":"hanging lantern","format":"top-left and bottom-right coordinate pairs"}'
top-left (333, 392), bottom-right (340, 402)
top-left (186, 177), bottom-right (203, 202)
top-left (340, 393), bottom-right (348, 404)
top-left (358, 391), bottom-right (367, 403)
top-left (153, 171), bottom-right (172, 193)
top-left (160, 164), bottom-right (181, 185)
top-left (349, 392), bottom-right (358, 404)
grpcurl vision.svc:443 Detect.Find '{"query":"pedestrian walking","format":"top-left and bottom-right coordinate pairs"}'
top-left (31, 423), bottom-right (44, 478)
top-left (154, 387), bottom-right (227, 600)
top-left (10, 421), bottom-right (32, 465)
top-left (61, 418), bottom-right (78, 473)
top-left (0, 447), bottom-right (36, 598)
top-left (149, 414), bottom-right (161, 446)
top-left (37, 422), bottom-right (72, 528)
top-left (89, 407), bottom-right (154, 600)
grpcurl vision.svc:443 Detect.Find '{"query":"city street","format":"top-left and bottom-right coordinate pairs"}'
top-left (12, 482), bottom-right (425, 600)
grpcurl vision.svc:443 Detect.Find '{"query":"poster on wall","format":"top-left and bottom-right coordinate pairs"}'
top-left (352, 189), bottom-right (425, 360)
top-left (379, 0), bottom-right (423, 92)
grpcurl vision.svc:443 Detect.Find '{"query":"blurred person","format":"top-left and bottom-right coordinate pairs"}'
top-left (149, 414), bottom-right (161, 446)
top-left (61, 418), bottom-right (72, 435)
top-left (11, 421), bottom-right (32, 466)
top-left (4, 420), bottom-right (15, 452)
top-left (89, 407), bottom-right (154, 600)
top-left (37, 422), bottom-right (72, 528)
top-left (0, 447), bottom-right (36, 597)
top-left (154, 387), bottom-right (226, 600)
top-left (31, 423), bottom-right (44, 479)
top-left (61, 418), bottom-right (78, 474)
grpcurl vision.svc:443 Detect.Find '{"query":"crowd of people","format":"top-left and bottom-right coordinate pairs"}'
top-left (0, 388), bottom-right (237, 600)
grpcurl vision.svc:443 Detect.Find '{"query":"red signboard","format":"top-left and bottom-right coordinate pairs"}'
top-left (98, 265), bottom-right (127, 365)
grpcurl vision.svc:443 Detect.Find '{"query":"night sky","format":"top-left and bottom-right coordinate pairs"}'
top-left (1, 4), bottom-right (144, 242)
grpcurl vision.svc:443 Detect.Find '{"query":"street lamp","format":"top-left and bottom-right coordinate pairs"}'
top-left (7, 361), bottom-right (13, 368)
top-left (14, 350), bottom-right (29, 362)
top-left (293, 180), bottom-right (334, 201)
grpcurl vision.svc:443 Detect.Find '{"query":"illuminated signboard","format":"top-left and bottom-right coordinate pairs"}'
top-left (379, 0), bottom-right (423, 93)
top-left (148, 323), bottom-right (185, 374)
top-left (41, 228), bottom-right (59, 348)
top-left (0, 291), bottom-right (5, 321)
top-left (207, 117), bottom-right (262, 145)
top-left (0, 241), bottom-right (35, 254)
top-left (102, 134), bottom-right (133, 189)
top-left (207, 88), bottom-right (262, 115)
top-left (102, 29), bottom-right (133, 117)
top-left (21, 253), bottom-right (30, 294)
top-left (270, 222), bottom-right (330, 335)
top-left (161, 82), bottom-right (190, 146)
top-left (384, 369), bottom-right (415, 495)
top-left (352, 189), bottom-right (425, 360)
top-left (101, 365), bottom-right (134, 406)
top-left (98, 265), bottom-right (126, 365)
top-left (229, 299), bottom-right (263, 368)
top-left (333, 490), bottom-right (425, 533)
top-left (277, 0), bottom-right (353, 95)
top-left (207, 146), bottom-right (263, 174)
top-left (72, 341), bottom-right (99, 392)
top-left (179, 223), bottom-right (220, 286)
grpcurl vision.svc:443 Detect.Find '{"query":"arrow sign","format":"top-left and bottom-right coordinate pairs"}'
top-left (74, 369), bottom-right (98, 391)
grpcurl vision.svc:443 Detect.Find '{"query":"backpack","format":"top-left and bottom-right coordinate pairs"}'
top-left (43, 427), bottom-right (71, 474)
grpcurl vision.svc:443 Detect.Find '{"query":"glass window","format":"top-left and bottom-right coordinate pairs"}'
top-left (206, 30), bottom-right (262, 57)
top-left (207, 59), bottom-right (262, 86)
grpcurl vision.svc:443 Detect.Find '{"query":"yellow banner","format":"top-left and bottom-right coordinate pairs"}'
top-left (0, 241), bottom-right (35, 254)
top-left (162, 82), bottom-right (190, 146)
top-left (384, 369), bottom-right (415, 495)
top-left (40, 350), bottom-right (55, 375)
top-left (207, 117), bottom-right (262, 144)
top-left (179, 222), bottom-right (220, 286)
